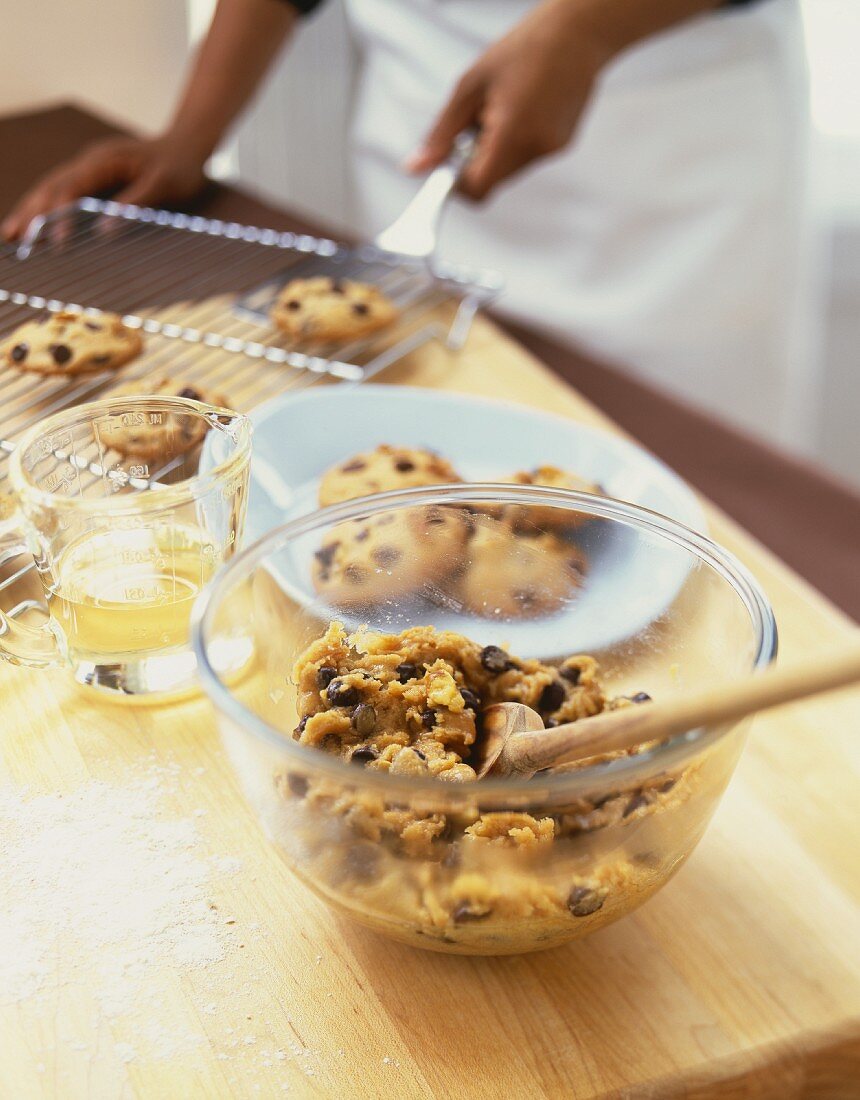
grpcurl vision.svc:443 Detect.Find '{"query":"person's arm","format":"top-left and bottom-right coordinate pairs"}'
top-left (408, 0), bottom-right (750, 201)
top-left (2, 0), bottom-right (299, 239)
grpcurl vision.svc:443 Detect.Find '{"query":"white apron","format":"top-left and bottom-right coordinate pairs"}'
top-left (342, 0), bottom-right (810, 445)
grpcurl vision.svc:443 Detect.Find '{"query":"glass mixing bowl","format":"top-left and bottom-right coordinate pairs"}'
top-left (193, 486), bottom-right (777, 956)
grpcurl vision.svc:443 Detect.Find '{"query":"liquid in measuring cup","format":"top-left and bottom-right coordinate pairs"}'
top-left (49, 524), bottom-right (222, 658)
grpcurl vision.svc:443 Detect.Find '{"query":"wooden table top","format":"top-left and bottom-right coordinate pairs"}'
top-left (1, 315), bottom-right (858, 1099)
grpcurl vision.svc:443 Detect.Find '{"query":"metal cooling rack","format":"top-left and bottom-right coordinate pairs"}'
top-left (0, 197), bottom-right (501, 624)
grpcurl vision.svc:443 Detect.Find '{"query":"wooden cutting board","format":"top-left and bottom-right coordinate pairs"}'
top-left (1, 314), bottom-right (858, 1099)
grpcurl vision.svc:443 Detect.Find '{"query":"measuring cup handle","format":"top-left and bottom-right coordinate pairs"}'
top-left (0, 516), bottom-right (63, 669)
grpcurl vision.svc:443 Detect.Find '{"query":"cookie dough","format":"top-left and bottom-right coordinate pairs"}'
top-left (278, 622), bottom-right (693, 952)
top-left (292, 622), bottom-right (608, 782)
top-left (1, 310), bottom-right (143, 376)
top-left (319, 444), bottom-right (461, 508)
top-left (271, 277), bottom-right (398, 344)
top-left (455, 518), bottom-right (587, 619)
top-left (312, 506), bottom-right (470, 608)
top-left (108, 374), bottom-right (231, 462)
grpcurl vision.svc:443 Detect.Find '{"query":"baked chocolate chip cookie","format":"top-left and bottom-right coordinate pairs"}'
top-left (312, 505), bottom-right (470, 607)
top-left (271, 277), bottom-right (398, 344)
top-left (502, 465), bottom-right (605, 531)
top-left (455, 518), bottom-right (587, 619)
top-left (319, 444), bottom-right (461, 508)
top-left (109, 375), bottom-right (231, 462)
top-left (1, 310), bottom-right (143, 376)
top-left (512, 465), bottom-right (603, 495)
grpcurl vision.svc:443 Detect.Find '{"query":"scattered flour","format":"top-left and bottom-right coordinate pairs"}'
top-left (0, 761), bottom-right (344, 1091)
top-left (0, 762), bottom-right (241, 1064)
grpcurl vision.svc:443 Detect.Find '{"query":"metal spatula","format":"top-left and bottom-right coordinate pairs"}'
top-left (373, 129), bottom-right (477, 261)
top-left (232, 130), bottom-right (483, 327)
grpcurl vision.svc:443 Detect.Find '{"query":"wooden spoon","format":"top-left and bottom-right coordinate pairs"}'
top-left (475, 643), bottom-right (860, 780)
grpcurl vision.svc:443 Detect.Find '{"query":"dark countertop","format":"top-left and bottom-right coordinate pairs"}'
top-left (2, 102), bottom-right (857, 620)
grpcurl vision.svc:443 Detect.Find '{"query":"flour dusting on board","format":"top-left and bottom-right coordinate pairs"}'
top-left (0, 761), bottom-right (242, 1062)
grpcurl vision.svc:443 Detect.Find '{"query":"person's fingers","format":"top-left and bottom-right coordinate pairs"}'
top-left (457, 105), bottom-right (529, 201)
top-left (405, 71), bottom-right (483, 174)
top-left (2, 180), bottom-right (61, 239)
top-left (2, 177), bottom-right (78, 240)
top-left (113, 170), bottom-right (168, 208)
top-left (2, 149), bottom-right (133, 240)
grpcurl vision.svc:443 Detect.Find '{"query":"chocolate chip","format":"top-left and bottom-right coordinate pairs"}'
top-left (286, 773), bottom-right (308, 798)
top-left (326, 680), bottom-right (360, 708)
top-left (286, 299), bottom-right (301, 310)
top-left (344, 564), bottom-right (368, 584)
top-left (49, 344), bottom-right (72, 365)
top-left (480, 645), bottom-right (513, 674)
top-left (352, 302), bottom-right (369, 316)
top-left (346, 842), bottom-right (379, 881)
top-left (92, 354), bottom-right (112, 366)
top-left (623, 793), bottom-right (650, 818)
top-left (396, 663), bottom-right (420, 683)
top-left (330, 280), bottom-right (346, 295)
top-left (567, 886), bottom-right (604, 917)
top-left (538, 680), bottom-right (566, 714)
top-left (316, 666), bottom-right (337, 690)
top-left (351, 704), bottom-right (377, 737)
top-left (658, 777), bottom-right (676, 793)
top-left (314, 542), bottom-right (339, 568)
top-left (84, 321), bottom-right (102, 332)
top-left (561, 665), bottom-right (582, 685)
top-left (371, 546), bottom-right (401, 567)
top-left (350, 744), bottom-right (379, 765)
top-left (177, 386), bottom-right (201, 400)
top-left (460, 688), bottom-right (480, 712)
top-left (629, 692), bottom-right (652, 704)
top-left (421, 709), bottom-right (436, 730)
top-left (10, 343), bottom-right (28, 362)
top-left (425, 508), bottom-right (446, 526)
top-left (394, 458), bottom-right (415, 472)
top-left (452, 902), bottom-right (489, 923)
top-left (341, 459), bottom-right (366, 472)
top-left (413, 748), bottom-right (427, 761)
top-left (293, 715), bottom-right (309, 737)
top-left (354, 528), bottom-right (370, 542)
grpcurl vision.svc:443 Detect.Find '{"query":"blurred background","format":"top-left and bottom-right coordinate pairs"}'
top-left (1, 0), bottom-right (857, 488)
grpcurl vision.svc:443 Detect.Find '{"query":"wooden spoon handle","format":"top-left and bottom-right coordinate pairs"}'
top-left (507, 642), bottom-right (860, 774)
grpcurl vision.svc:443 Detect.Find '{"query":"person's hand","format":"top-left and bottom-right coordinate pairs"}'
top-left (2, 135), bottom-right (209, 240)
top-left (406, 0), bottom-right (612, 201)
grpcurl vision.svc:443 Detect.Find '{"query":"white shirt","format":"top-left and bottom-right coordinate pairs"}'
top-left (342, 0), bottom-right (810, 444)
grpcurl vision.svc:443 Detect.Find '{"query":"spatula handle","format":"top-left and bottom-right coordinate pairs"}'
top-left (507, 643), bottom-right (860, 773)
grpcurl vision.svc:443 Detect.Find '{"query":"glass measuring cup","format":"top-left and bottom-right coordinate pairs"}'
top-left (0, 395), bottom-right (252, 698)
